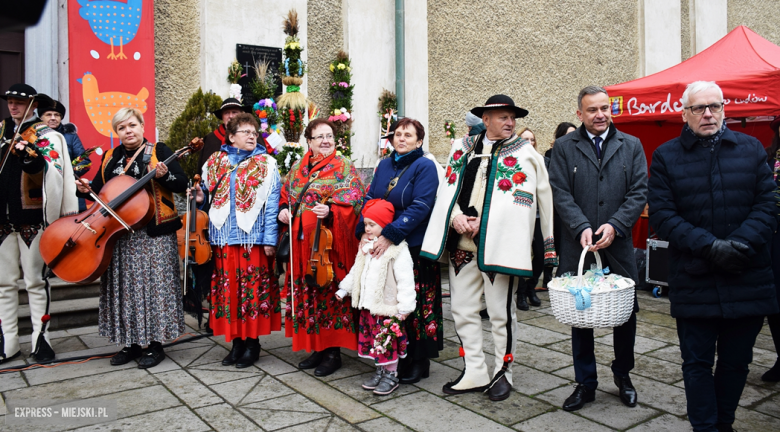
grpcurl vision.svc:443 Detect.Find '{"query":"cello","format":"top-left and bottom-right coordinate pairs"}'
top-left (304, 193), bottom-right (334, 288)
top-left (40, 138), bottom-right (204, 283)
top-left (177, 174), bottom-right (211, 265)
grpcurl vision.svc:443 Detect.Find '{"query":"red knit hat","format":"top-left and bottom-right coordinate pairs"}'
top-left (362, 199), bottom-right (395, 228)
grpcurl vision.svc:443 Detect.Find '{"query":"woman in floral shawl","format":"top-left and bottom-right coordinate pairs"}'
top-left (198, 113), bottom-right (282, 369)
top-left (278, 118), bottom-right (365, 376)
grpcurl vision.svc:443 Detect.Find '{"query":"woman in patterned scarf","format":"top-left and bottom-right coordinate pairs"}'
top-left (75, 108), bottom-right (187, 369)
top-left (197, 113), bottom-right (282, 368)
top-left (277, 118), bottom-right (366, 376)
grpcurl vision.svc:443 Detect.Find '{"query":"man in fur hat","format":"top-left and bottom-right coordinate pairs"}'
top-left (0, 84), bottom-right (78, 363)
top-left (421, 95), bottom-right (557, 401)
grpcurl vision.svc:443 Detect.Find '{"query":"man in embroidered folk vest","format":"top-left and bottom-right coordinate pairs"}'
top-left (549, 86), bottom-right (647, 412)
top-left (421, 95), bottom-right (557, 401)
top-left (0, 84), bottom-right (78, 364)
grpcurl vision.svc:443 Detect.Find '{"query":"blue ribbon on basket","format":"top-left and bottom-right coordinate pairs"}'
top-left (568, 283), bottom-right (593, 311)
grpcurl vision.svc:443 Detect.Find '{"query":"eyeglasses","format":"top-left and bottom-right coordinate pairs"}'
top-left (235, 130), bottom-right (259, 137)
top-left (313, 134), bottom-right (335, 142)
top-left (685, 103), bottom-right (724, 115)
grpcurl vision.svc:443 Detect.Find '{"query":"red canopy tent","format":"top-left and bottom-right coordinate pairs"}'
top-left (604, 25), bottom-right (780, 248)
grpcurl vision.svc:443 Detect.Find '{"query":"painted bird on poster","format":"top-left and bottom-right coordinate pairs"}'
top-left (78, 0), bottom-right (143, 60)
top-left (78, 72), bottom-right (149, 137)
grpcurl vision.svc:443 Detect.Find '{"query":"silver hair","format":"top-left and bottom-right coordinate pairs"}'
top-left (682, 81), bottom-right (723, 107)
top-left (465, 112), bottom-right (482, 127)
top-left (112, 107), bottom-right (145, 132)
top-left (577, 86), bottom-right (609, 110)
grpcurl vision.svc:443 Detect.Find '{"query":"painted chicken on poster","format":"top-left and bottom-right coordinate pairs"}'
top-left (68, 0), bottom-right (156, 180)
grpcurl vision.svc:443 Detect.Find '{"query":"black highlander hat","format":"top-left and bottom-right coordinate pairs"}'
top-left (213, 98), bottom-right (252, 119)
top-left (470, 94), bottom-right (528, 119)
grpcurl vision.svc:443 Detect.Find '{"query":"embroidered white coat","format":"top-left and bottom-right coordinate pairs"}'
top-left (420, 134), bottom-right (557, 277)
top-left (336, 241), bottom-right (416, 317)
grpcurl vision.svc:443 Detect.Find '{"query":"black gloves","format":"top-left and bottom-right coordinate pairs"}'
top-left (705, 239), bottom-right (750, 273)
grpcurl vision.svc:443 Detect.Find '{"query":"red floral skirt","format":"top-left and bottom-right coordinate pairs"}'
top-left (210, 246), bottom-right (282, 341)
top-left (357, 310), bottom-right (408, 365)
top-left (284, 276), bottom-right (358, 352)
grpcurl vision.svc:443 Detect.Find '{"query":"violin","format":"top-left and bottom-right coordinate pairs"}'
top-left (177, 174), bottom-right (211, 265)
top-left (304, 193), bottom-right (334, 288)
top-left (40, 138), bottom-right (205, 283)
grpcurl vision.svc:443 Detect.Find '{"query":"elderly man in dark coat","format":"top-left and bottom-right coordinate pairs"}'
top-left (648, 81), bottom-right (778, 432)
top-left (549, 85), bottom-right (647, 412)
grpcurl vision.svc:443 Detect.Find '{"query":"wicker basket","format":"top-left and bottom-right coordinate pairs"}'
top-left (548, 248), bottom-right (635, 329)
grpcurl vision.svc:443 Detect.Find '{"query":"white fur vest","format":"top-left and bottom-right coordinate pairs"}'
top-left (336, 240), bottom-right (417, 317)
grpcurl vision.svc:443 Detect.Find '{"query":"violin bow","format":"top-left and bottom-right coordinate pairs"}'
top-left (0, 98), bottom-right (35, 177)
top-left (183, 179), bottom-right (192, 296)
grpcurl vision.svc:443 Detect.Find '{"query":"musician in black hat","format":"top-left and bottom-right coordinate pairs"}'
top-left (0, 84), bottom-right (78, 364)
top-left (197, 98), bottom-right (252, 171)
top-left (36, 96), bottom-right (88, 177)
top-left (421, 94), bottom-right (557, 401)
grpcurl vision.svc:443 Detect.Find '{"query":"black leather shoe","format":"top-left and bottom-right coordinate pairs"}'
top-left (715, 423), bottom-right (736, 432)
top-left (0, 350), bottom-right (22, 364)
top-left (137, 343), bottom-right (165, 369)
top-left (400, 358), bottom-right (430, 384)
top-left (298, 350), bottom-right (325, 369)
top-left (314, 348), bottom-right (342, 376)
top-left (222, 339), bottom-right (246, 366)
top-left (110, 344), bottom-right (142, 366)
top-left (479, 309), bottom-right (490, 320)
top-left (517, 291), bottom-right (529, 311)
top-left (33, 338), bottom-right (55, 362)
top-left (235, 338), bottom-right (260, 368)
top-left (614, 375), bottom-right (637, 407)
top-left (488, 375), bottom-right (512, 401)
top-left (442, 381), bottom-right (489, 395)
top-left (761, 359), bottom-right (780, 382)
top-left (527, 287), bottom-right (542, 307)
top-left (562, 384), bottom-right (595, 411)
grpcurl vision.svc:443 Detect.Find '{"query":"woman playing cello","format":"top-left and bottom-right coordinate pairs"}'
top-left (75, 108), bottom-right (187, 369)
top-left (277, 118), bottom-right (365, 376)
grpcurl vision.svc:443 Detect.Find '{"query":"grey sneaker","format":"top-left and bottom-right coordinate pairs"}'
top-left (373, 371), bottom-right (400, 395)
top-left (362, 368), bottom-right (384, 390)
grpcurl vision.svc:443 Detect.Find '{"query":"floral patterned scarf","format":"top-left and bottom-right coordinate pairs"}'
top-left (287, 150), bottom-right (365, 216)
top-left (206, 145), bottom-right (273, 236)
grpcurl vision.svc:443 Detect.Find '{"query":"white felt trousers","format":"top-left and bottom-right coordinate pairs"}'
top-left (449, 258), bottom-right (518, 389)
top-left (0, 232), bottom-right (49, 358)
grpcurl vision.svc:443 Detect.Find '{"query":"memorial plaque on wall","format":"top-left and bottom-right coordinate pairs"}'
top-left (236, 44), bottom-right (283, 105)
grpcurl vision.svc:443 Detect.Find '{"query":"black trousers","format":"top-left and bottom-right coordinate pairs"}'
top-left (572, 311), bottom-right (636, 389)
top-left (676, 316), bottom-right (763, 432)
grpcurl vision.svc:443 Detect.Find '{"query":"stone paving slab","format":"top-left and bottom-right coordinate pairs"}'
top-left (2, 288), bottom-right (779, 431)
top-left (372, 391), bottom-right (514, 432)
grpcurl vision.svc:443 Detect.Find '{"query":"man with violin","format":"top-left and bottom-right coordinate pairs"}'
top-left (0, 83), bottom-right (78, 364)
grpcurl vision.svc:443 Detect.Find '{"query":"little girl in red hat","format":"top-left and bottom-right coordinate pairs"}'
top-left (336, 199), bottom-right (416, 395)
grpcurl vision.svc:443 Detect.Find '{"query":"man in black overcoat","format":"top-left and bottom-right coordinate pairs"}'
top-left (549, 85), bottom-right (648, 412)
top-left (648, 81), bottom-right (778, 432)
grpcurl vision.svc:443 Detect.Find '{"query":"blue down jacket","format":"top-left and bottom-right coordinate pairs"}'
top-left (648, 126), bottom-right (779, 319)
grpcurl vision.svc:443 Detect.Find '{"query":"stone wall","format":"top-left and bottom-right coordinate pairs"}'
top-left (154, 0), bottom-right (201, 142)
top-left (728, 0), bottom-right (780, 46)
top-left (427, 0), bottom-right (641, 161)
top-left (307, 0), bottom-right (343, 124)
top-left (681, 0), bottom-right (691, 61)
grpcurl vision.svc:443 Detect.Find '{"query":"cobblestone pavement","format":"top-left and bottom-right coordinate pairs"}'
top-left (1, 271), bottom-right (779, 431)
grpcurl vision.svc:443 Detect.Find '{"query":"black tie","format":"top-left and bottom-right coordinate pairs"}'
top-left (593, 136), bottom-right (602, 160)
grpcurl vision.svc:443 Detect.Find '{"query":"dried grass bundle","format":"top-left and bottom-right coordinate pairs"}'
top-left (336, 50), bottom-right (349, 62)
top-left (283, 10), bottom-right (299, 36)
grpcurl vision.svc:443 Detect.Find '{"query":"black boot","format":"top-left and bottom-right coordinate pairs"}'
top-left (527, 284), bottom-right (542, 307)
top-left (517, 287), bottom-right (529, 311)
top-left (400, 358), bottom-right (430, 384)
top-left (138, 342), bottom-right (165, 369)
top-left (236, 338), bottom-right (261, 368)
top-left (314, 348), bottom-right (342, 376)
top-left (222, 339), bottom-right (246, 366)
top-left (32, 335), bottom-right (55, 362)
top-left (298, 350), bottom-right (325, 369)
